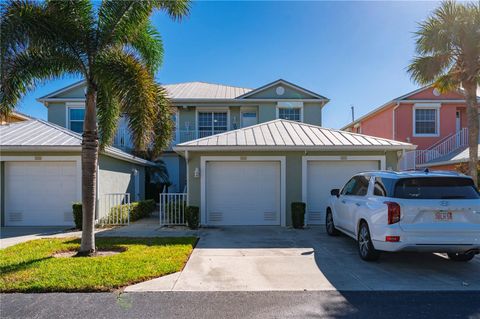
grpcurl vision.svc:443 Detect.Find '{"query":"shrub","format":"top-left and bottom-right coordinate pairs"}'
top-left (185, 206), bottom-right (200, 230)
top-left (102, 199), bottom-right (156, 225)
top-left (291, 202), bottom-right (306, 229)
top-left (72, 202), bottom-right (82, 229)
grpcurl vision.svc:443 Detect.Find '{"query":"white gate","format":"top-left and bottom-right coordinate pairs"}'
top-left (160, 193), bottom-right (187, 226)
top-left (97, 193), bottom-right (131, 226)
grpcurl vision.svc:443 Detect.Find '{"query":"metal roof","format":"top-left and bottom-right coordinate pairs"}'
top-left (0, 119), bottom-right (155, 166)
top-left (174, 119), bottom-right (415, 152)
top-left (163, 82), bottom-right (252, 99)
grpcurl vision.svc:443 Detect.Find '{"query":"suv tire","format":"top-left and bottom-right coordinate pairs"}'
top-left (326, 209), bottom-right (340, 236)
top-left (358, 222), bottom-right (380, 261)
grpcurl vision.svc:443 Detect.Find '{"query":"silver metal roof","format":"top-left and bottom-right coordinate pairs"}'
top-left (420, 144), bottom-right (480, 167)
top-left (0, 119), bottom-right (155, 166)
top-left (163, 82), bottom-right (252, 100)
top-left (174, 119), bottom-right (415, 151)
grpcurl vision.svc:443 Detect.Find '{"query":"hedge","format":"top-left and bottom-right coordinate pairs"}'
top-left (72, 202), bottom-right (82, 229)
top-left (72, 199), bottom-right (156, 226)
top-left (185, 206), bottom-right (200, 230)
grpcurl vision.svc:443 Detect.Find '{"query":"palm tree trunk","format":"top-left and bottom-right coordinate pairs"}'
top-left (463, 81), bottom-right (479, 186)
top-left (79, 81), bottom-right (99, 255)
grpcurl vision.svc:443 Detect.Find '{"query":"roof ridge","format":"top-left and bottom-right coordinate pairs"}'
top-left (162, 81), bottom-right (252, 90)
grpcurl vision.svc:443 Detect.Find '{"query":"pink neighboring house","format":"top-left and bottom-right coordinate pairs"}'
top-left (342, 85), bottom-right (479, 170)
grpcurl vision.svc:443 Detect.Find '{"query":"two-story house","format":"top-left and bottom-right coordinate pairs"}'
top-left (31, 78), bottom-right (414, 227)
top-left (342, 85), bottom-right (480, 170)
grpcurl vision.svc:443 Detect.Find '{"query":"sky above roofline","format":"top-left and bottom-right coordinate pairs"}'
top-left (15, 1), bottom-right (444, 129)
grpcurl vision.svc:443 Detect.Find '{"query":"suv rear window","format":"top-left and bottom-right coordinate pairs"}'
top-left (394, 177), bottom-right (480, 199)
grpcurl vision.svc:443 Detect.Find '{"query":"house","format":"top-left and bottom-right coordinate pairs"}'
top-left (37, 79), bottom-right (331, 193)
top-left (341, 85), bottom-right (480, 170)
top-left (0, 119), bottom-right (155, 226)
top-left (34, 78), bottom-right (415, 227)
top-left (173, 119), bottom-right (414, 226)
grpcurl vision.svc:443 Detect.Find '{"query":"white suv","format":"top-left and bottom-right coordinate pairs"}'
top-left (326, 170), bottom-right (480, 261)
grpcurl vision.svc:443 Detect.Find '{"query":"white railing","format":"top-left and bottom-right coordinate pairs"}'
top-left (174, 130), bottom-right (228, 145)
top-left (399, 128), bottom-right (469, 170)
top-left (97, 193), bottom-right (131, 226)
top-left (113, 127), bottom-right (133, 150)
top-left (160, 193), bottom-right (188, 226)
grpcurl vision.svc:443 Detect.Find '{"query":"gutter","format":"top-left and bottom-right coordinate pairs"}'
top-left (173, 144), bottom-right (417, 154)
top-left (392, 102), bottom-right (399, 140)
top-left (0, 145), bottom-right (156, 166)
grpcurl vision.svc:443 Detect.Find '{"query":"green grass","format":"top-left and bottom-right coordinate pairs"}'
top-left (0, 237), bottom-right (197, 292)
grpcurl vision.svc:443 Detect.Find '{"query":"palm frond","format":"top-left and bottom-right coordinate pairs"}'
top-left (433, 73), bottom-right (461, 93)
top-left (94, 48), bottom-right (159, 151)
top-left (407, 54), bottom-right (454, 85)
top-left (151, 84), bottom-right (174, 155)
top-left (1, 48), bottom-right (82, 115)
top-left (97, 84), bottom-right (121, 149)
top-left (152, 0), bottom-right (191, 21)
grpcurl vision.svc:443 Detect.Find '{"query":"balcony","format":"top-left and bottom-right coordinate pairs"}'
top-left (173, 130), bottom-right (228, 145)
top-left (398, 128), bottom-right (469, 170)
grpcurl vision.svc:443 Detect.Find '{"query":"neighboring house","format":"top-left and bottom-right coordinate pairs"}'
top-left (173, 119), bottom-right (414, 226)
top-left (0, 111), bottom-right (30, 124)
top-left (0, 119), bottom-right (155, 227)
top-left (342, 85), bottom-right (480, 170)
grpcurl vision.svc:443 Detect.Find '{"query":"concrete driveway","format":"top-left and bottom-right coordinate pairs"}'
top-left (127, 226), bottom-right (480, 292)
top-left (0, 227), bottom-right (80, 248)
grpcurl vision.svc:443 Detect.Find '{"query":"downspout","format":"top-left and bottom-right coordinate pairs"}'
top-left (392, 102), bottom-right (399, 140)
top-left (185, 150), bottom-right (189, 206)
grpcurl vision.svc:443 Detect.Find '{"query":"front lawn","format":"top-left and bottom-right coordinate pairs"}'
top-left (0, 237), bottom-right (197, 292)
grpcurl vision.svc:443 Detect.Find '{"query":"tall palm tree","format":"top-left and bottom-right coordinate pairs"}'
top-left (1, 0), bottom-right (190, 255)
top-left (408, 1), bottom-right (479, 185)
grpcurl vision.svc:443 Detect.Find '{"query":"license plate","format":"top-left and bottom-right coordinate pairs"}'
top-left (435, 211), bottom-right (452, 221)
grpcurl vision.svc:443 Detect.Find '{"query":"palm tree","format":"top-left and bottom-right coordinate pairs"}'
top-left (408, 1), bottom-right (479, 185)
top-left (0, 0), bottom-right (190, 255)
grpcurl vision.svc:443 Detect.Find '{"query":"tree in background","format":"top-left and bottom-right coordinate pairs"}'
top-left (1, 0), bottom-right (190, 255)
top-left (408, 1), bottom-right (479, 185)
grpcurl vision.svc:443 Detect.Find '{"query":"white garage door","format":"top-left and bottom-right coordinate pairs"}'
top-left (5, 162), bottom-right (77, 226)
top-left (206, 161), bottom-right (281, 225)
top-left (306, 160), bottom-right (379, 225)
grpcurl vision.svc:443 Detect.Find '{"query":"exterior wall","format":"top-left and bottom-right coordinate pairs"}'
top-left (303, 102), bottom-right (323, 126)
top-left (47, 102), bottom-right (67, 127)
top-left (184, 150), bottom-right (400, 226)
top-left (0, 162), bottom-right (4, 226)
top-left (406, 87), bottom-right (464, 100)
top-left (159, 153), bottom-right (182, 193)
top-left (257, 103), bottom-right (276, 123)
top-left (55, 85), bottom-right (86, 99)
top-left (98, 154), bottom-right (146, 201)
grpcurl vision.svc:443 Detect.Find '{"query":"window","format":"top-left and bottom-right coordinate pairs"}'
top-left (278, 107), bottom-right (301, 122)
top-left (198, 111), bottom-right (228, 138)
top-left (394, 177), bottom-right (480, 199)
top-left (373, 177), bottom-right (395, 197)
top-left (341, 176), bottom-right (370, 196)
top-left (69, 108), bottom-right (85, 133)
top-left (414, 108), bottom-right (438, 135)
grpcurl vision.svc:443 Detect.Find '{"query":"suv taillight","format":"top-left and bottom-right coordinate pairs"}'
top-left (385, 201), bottom-right (401, 225)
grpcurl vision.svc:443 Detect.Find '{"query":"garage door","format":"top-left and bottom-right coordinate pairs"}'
top-left (5, 162), bottom-right (77, 226)
top-left (306, 160), bottom-right (379, 225)
top-left (206, 161), bottom-right (281, 225)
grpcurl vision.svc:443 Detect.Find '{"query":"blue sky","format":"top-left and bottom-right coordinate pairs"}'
top-left (17, 1), bottom-right (439, 129)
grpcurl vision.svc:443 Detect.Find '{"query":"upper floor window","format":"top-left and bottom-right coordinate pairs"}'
top-left (198, 111), bottom-right (228, 138)
top-left (413, 105), bottom-right (440, 136)
top-left (69, 108), bottom-right (85, 133)
top-left (276, 102), bottom-right (303, 122)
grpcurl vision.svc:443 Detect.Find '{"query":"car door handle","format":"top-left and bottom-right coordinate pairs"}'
top-left (355, 202), bottom-right (361, 207)
top-left (341, 200), bottom-right (346, 204)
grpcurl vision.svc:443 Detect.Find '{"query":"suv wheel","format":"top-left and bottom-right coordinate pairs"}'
top-left (326, 209), bottom-right (340, 236)
top-left (357, 222), bottom-right (380, 261)
top-left (447, 252), bottom-right (475, 262)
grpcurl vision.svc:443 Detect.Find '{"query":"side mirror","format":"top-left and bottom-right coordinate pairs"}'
top-left (330, 189), bottom-right (340, 197)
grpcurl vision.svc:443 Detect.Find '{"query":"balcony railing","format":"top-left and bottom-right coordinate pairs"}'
top-left (173, 129), bottom-right (228, 145)
top-left (398, 128), bottom-right (469, 170)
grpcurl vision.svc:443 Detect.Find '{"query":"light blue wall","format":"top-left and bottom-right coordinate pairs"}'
top-left (47, 102), bottom-right (67, 127)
